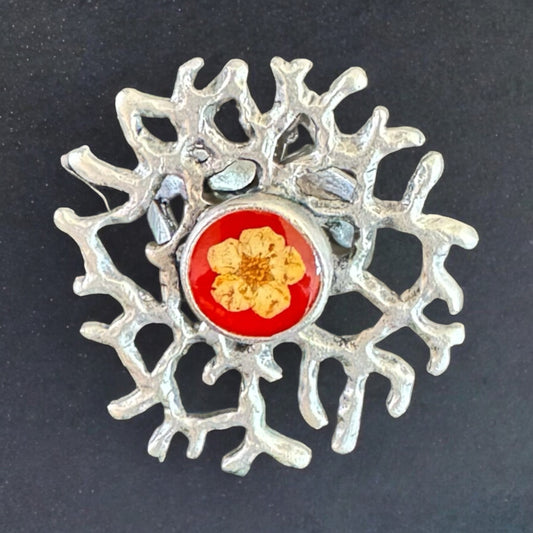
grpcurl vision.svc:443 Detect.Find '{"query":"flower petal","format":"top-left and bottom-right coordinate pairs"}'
top-left (239, 226), bottom-right (285, 258)
top-left (269, 246), bottom-right (306, 285)
top-left (207, 238), bottom-right (242, 274)
top-left (211, 274), bottom-right (253, 312)
top-left (252, 281), bottom-right (291, 319)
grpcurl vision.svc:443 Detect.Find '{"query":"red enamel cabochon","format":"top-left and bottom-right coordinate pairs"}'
top-left (187, 209), bottom-right (322, 337)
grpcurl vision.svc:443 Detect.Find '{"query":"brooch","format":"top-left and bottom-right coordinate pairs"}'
top-left (55, 57), bottom-right (478, 475)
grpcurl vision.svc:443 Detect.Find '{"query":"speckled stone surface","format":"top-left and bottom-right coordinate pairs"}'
top-left (1, 1), bottom-right (531, 531)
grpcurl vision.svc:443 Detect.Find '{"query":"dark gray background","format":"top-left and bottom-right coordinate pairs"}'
top-left (1, 1), bottom-right (531, 532)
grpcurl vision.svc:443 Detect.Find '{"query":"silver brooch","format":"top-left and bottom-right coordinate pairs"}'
top-left (55, 57), bottom-right (478, 475)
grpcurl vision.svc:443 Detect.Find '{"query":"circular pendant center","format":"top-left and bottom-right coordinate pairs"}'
top-left (180, 194), bottom-right (332, 341)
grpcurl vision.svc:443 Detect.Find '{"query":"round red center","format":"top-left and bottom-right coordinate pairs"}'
top-left (186, 209), bottom-right (322, 337)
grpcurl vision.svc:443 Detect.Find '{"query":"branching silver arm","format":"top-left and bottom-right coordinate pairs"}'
top-left (293, 145), bottom-right (477, 455)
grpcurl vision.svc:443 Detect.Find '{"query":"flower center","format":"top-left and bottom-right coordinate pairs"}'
top-left (238, 253), bottom-right (273, 289)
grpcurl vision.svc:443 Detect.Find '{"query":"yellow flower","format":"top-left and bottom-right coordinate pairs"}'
top-left (207, 226), bottom-right (306, 319)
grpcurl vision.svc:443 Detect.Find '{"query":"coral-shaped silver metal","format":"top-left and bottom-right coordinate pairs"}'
top-left (54, 57), bottom-right (478, 475)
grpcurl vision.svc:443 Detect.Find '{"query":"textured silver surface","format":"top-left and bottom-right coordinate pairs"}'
top-left (54, 57), bottom-right (478, 476)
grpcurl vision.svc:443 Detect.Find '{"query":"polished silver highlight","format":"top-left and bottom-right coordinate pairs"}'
top-left (55, 57), bottom-right (478, 475)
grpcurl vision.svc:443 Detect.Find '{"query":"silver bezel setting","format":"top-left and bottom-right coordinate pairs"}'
top-left (179, 192), bottom-right (333, 343)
